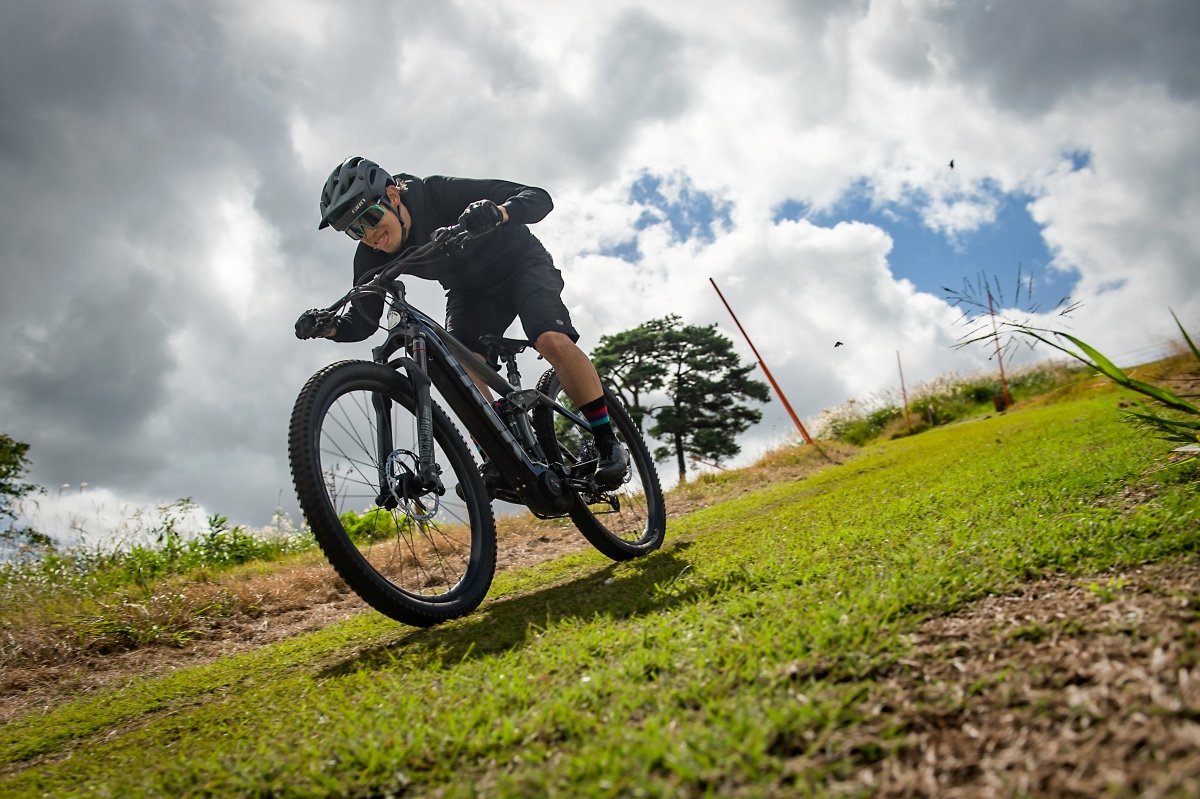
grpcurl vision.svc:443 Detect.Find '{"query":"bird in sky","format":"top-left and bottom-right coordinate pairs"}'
top-left (834, 341), bottom-right (844, 347)
top-left (949, 159), bottom-right (955, 169)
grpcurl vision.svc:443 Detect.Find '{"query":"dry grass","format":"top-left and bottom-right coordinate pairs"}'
top-left (786, 560), bottom-right (1200, 797)
top-left (0, 551), bottom-right (362, 722)
top-left (665, 440), bottom-right (858, 518)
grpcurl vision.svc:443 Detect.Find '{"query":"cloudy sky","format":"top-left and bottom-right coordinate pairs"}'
top-left (2, 0), bottom-right (1198, 537)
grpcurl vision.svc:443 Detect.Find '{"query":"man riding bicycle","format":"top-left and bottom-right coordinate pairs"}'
top-left (296, 156), bottom-right (628, 494)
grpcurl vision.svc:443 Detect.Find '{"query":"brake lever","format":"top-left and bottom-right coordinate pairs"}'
top-left (431, 225), bottom-right (473, 251)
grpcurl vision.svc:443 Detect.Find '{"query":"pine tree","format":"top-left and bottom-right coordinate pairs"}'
top-left (593, 316), bottom-right (770, 483)
top-left (648, 322), bottom-right (770, 483)
top-left (591, 315), bottom-right (675, 432)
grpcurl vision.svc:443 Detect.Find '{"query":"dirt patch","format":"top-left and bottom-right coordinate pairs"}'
top-left (783, 560), bottom-right (1200, 797)
top-left (0, 516), bottom-right (623, 725)
top-left (0, 559), bottom-right (365, 725)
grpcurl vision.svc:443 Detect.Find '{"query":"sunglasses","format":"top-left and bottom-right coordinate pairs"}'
top-left (336, 201), bottom-right (389, 241)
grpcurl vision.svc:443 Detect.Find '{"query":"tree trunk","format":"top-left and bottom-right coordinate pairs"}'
top-left (675, 433), bottom-right (686, 484)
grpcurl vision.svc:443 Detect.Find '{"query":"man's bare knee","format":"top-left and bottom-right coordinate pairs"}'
top-left (534, 331), bottom-right (576, 361)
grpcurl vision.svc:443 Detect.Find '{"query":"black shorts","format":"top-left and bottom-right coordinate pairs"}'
top-left (445, 261), bottom-right (579, 363)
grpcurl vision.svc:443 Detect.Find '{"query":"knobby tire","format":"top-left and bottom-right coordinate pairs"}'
top-left (289, 360), bottom-right (497, 627)
top-left (532, 370), bottom-right (666, 560)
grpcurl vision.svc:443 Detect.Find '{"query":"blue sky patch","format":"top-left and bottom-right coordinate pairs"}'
top-left (599, 238), bottom-right (641, 262)
top-left (601, 172), bottom-right (735, 264)
top-left (1065, 149), bottom-right (1092, 172)
top-left (629, 172), bottom-right (733, 244)
top-left (775, 183), bottom-right (1078, 312)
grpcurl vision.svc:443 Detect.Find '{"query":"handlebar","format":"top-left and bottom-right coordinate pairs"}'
top-left (320, 223), bottom-right (478, 315)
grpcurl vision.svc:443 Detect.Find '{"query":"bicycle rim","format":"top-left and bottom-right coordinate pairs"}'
top-left (533, 370), bottom-right (665, 559)
top-left (290, 360), bottom-right (495, 623)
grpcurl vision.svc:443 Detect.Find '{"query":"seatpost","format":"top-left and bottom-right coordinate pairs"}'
top-left (504, 355), bottom-right (522, 388)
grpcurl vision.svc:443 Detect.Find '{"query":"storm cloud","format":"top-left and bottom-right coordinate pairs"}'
top-left (1, 0), bottom-right (1197, 535)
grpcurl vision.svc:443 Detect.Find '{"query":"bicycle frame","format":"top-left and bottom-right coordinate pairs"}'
top-left (366, 278), bottom-right (588, 517)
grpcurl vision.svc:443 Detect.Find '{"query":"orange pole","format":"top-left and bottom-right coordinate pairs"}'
top-left (688, 455), bottom-right (727, 471)
top-left (709, 278), bottom-right (814, 445)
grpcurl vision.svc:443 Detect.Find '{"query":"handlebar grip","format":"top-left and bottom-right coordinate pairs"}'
top-left (431, 224), bottom-right (472, 250)
top-left (432, 224), bottom-right (466, 241)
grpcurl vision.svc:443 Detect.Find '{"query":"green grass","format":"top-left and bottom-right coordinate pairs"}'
top-left (1, 391), bottom-right (1197, 797)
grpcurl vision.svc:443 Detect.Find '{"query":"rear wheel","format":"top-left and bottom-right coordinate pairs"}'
top-left (289, 360), bottom-right (496, 627)
top-left (532, 370), bottom-right (665, 560)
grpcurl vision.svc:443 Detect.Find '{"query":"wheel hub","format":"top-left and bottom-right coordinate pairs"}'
top-left (385, 449), bottom-right (440, 521)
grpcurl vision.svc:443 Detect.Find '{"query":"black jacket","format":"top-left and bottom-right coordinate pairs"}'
top-left (332, 174), bottom-right (554, 343)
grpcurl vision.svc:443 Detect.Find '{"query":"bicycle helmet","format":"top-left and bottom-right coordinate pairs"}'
top-left (318, 156), bottom-right (393, 231)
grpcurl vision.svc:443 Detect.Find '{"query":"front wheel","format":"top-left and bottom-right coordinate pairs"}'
top-left (532, 370), bottom-right (666, 560)
top-left (289, 360), bottom-right (497, 627)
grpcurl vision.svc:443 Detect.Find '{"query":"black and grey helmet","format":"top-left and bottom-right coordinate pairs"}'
top-left (318, 156), bottom-right (393, 231)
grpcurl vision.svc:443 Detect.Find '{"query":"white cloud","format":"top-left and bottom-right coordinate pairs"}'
top-left (3, 0), bottom-right (1198, 523)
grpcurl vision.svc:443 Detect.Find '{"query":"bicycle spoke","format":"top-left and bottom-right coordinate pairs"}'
top-left (314, 380), bottom-right (481, 598)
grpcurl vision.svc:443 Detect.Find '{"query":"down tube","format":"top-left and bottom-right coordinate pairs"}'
top-left (420, 334), bottom-right (537, 489)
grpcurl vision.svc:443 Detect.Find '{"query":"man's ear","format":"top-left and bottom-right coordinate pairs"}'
top-left (387, 184), bottom-right (402, 205)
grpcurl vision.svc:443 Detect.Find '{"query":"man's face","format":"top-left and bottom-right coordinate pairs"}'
top-left (360, 186), bottom-right (406, 254)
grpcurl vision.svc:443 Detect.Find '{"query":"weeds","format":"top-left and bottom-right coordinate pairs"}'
top-left (1085, 576), bottom-right (1131, 603)
top-left (0, 503), bottom-right (319, 668)
top-left (974, 309), bottom-right (1200, 467)
top-left (808, 361), bottom-right (1080, 444)
top-left (1, 503), bottom-right (312, 589)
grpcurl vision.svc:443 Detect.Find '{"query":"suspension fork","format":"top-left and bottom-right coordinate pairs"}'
top-left (370, 323), bottom-right (441, 505)
top-left (371, 390), bottom-right (397, 508)
top-left (406, 326), bottom-right (439, 488)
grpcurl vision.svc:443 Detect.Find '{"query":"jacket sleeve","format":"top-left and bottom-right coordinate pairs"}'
top-left (329, 245), bottom-right (387, 342)
top-left (428, 176), bottom-right (553, 227)
top-left (329, 294), bottom-right (383, 342)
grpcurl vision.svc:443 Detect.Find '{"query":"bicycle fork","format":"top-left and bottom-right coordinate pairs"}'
top-left (371, 328), bottom-right (444, 511)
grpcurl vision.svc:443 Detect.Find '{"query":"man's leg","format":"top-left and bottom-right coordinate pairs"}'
top-left (533, 331), bottom-right (603, 408)
top-left (512, 262), bottom-right (628, 484)
top-left (535, 331), bottom-right (627, 483)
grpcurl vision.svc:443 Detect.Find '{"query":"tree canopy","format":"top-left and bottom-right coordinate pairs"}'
top-left (1, 433), bottom-right (47, 547)
top-left (591, 315), bottom-right (676, 431)
top-left (593, 316), bottom-right (770, 482)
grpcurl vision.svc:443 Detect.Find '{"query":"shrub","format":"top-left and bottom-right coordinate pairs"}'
top-left (339, 507), bottom-right (413, 543)
top-left (808, 360), bottom-right (1076, 445)
top-left (0, 502), bottom-right (312, 596)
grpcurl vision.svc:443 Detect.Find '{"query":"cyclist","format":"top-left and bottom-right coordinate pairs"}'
top-left (296, 156), bottom-right (628, 494)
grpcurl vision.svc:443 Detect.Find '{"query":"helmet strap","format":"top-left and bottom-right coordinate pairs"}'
top-left (383, 194), bottom-right (407, 245)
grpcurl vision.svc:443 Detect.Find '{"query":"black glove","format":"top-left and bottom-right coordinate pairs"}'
top-left (457, 199), bottom-right (504, 236)
top-left (295, 309), bottom-right (337, 340)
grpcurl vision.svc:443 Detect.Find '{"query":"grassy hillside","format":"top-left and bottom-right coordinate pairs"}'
top-left (2, 384), bottom-right (1198, 797)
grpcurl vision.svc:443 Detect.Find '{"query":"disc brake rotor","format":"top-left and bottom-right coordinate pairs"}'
top-left (385, 449), bottom-right (440, 522)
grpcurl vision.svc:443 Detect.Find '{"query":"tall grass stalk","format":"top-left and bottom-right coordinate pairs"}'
top-left (983, 310), bottom-right (1200, 465)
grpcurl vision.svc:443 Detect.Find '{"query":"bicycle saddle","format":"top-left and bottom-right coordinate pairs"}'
top-left (478, 334), bottom-right (532, 360)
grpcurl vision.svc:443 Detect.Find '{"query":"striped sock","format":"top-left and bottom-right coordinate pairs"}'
top-left (580, 397), bottom-right (614, 441)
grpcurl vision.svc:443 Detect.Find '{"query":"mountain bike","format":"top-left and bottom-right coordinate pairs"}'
top-left (288, 226), bottom-right (666, 627)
